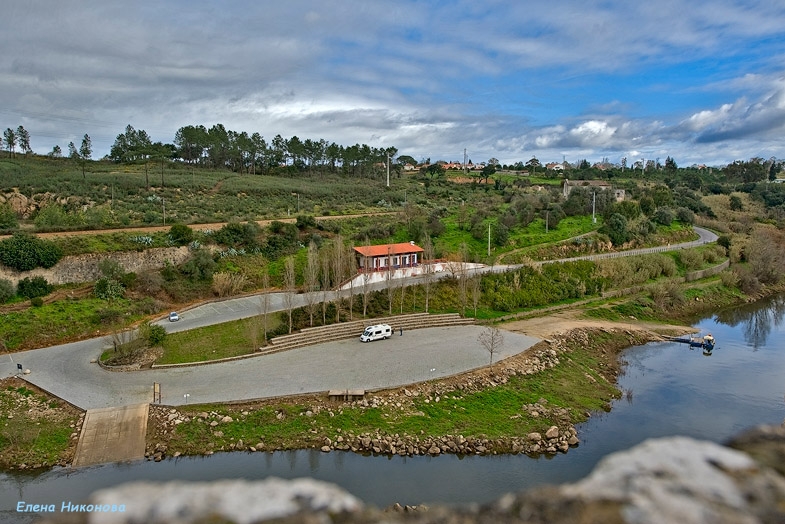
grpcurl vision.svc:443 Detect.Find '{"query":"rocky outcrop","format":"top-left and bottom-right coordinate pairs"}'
top-left (37, 425), bottom-right (785, 524)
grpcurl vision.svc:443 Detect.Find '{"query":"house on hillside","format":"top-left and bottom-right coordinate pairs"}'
top-left (354, 242), bottom-right (424, 272)
top-left (562, 179), bottom-right (625, 202)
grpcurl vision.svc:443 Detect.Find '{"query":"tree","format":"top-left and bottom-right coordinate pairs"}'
top-left (4, 128), bottom-right (16, 157)
top-left (601, 213), bottom-right (630, 246)
top-left (729, 195), bottom-right (743, 211)
top-left (260, 267), bottom-right (271, 342)
top-left (283, 256), bottom-right (296, 334)
top-left (78, 134), bottom-right (92, 178)
top-left (16, 126), bottom-right (31, 155)
top-left (525, 156), bottom-right (541, 175)
top-left (422, 234), bottom-right (435, 313)
top-left (49, 145), bottom-right (62, 158)
top-left (477, 326), bottom-right (504, 374)
top-left (304, 240), bottom-right (320, 326)
top-left (664, 156), bottom-right (677, 171)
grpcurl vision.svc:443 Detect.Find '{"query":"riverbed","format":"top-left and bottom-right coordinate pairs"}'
top-left (2, 295), bottom-right (784, 523)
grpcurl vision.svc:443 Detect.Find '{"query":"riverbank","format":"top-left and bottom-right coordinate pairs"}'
top-left (2, 281), bottom-right (781, 470)
top-left (143, 322), bottom-right (676, 461)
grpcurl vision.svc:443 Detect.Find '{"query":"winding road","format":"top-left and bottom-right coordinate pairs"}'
top-left (1, 228), bottom-right (717, 410)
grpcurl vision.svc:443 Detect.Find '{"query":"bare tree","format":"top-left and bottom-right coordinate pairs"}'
top-left (283, 256), bottom-right (296, 334)
top-left (361, 237), bottom-right (373, 317)
top-left (331, 235), bottom-right (345, 322)
top-left (470, 273), bottom-right (482, 317)
top-left (320, 246), bottom-right (331, 325)
top-left (477, 326), bottom-right (504, 374)
top-left (304, 240), bottom-right (320, 327)
top-left (260, 268), bottom-right (270, 342)
top-left (422, 234), bottom-right (435, 313)
top-left (457, 242), bottom-right (470, 316)
top-left (386, 246), bottom-right (395, 315)
top-left (399, 276), bottom-right (406, 314)
top-left (345, 243), bottom-right (356, 320)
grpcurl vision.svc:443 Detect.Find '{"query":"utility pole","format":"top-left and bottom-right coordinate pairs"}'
top-left (487, 223), bottom-right (491, 257)
top-left (386, 153), bottom-right (390, 188)
top-left (592, 191), bottom-right (596, 224)
top-left (545, 210), bottom-right (549, 233)
top-left (464, 148), bottom-right (468, 176)
top-left (162, 198), bottom-right (166, 225)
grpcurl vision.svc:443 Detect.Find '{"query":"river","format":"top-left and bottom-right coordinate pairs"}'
top-left (3, 295), bottom-right (785, 523)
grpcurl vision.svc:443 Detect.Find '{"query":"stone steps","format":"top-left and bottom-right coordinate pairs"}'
top-left (259, 313), bottom-right (474, 355)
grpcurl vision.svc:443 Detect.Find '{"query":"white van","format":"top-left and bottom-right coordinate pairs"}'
top-left (360, 324), bottom-right (392, 342)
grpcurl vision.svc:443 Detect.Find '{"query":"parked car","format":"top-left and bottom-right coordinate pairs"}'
top-left (360, 324), bottom-right (392, 342)
top-left (168, 311), bottom-right (180, 322)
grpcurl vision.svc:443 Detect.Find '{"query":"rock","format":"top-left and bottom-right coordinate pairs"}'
top-left (427, 445), bottom-right (441, 455)
top-left (209, 421), bottom-right (219, 427)
top-left (220, 416), bottom-right (233, 423)
top-left (568, 435), bottom-right (580, 446)
top-left (197, 412), bottom-right (209, 419)
top-left (85, 478), bottom-right (361, 524)
top-left (320, 446), bottom-right (331, 452)
top-left (545, 426), bottom-right (560, 439)
top-left (527, 432), bottom-right (542, 442)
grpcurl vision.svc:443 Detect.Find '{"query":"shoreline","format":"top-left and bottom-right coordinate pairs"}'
top-left (4, 282), bottom-right (783, 471)
top-left (142, 322), bottom-right (677, 462)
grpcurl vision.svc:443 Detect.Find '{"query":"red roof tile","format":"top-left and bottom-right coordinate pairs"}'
top-left (353, 243), bottom-right (424, 257)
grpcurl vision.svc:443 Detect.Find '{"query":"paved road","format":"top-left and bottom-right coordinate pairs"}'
top-left (2, 326), bottom-right (539, 410)
top-left (1, 226), bottom-right (718, 410)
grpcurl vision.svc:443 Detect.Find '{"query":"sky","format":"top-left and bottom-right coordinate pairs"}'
top-left (2, 1), bottom-right (785, 167)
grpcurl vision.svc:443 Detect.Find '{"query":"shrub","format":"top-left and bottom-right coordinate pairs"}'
top-left (295, 215), bottom-right (317, 230)
top-left (720, 269), bottom-right (738, 289)
top-left (0, 233), bottom-right (63, 271)
top-left (98, 259), bottom-right (125, 281)
top-left (17, 276), bottom-right (53, 299)
top-left (30, 297), bottom-right (44, 307)
top-left (676, 207), bottom-right (695, 224)
top-left (212, 272), bottom-right (249, 297)
top-left (213, 221), bottom-right (261, 248)
top-left (653, 207), bottom-right (674, 226)
top-left (94, 277), bottom-right (125, 300)
top-left (0, 279), bottom-right (15, 303)
top-left (168, 223), bottom-right (194, 246)
top-left (0, 204), bottom-right (18, 230)
top-left (146, 324), bottom-right (167, 346)
top-left (678, 249), bottom-right (704, 270)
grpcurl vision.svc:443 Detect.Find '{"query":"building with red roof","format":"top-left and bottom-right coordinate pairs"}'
top-left (353, 242), bottom-right (424, 272)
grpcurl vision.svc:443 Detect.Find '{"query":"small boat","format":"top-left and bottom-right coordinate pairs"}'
top-left (667, 333), bottom-right (715, 351)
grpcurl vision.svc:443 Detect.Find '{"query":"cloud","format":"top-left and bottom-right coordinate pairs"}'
top-left (2, 0), bottom-right (785, 167)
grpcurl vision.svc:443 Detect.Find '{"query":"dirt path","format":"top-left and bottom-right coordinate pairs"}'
top-left (501, 309), bottom-right (697, 340)
top-left (0, 212), bottom-right (397, 240)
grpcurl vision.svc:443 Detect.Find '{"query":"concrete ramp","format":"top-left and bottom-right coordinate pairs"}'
top-left (73, 404), bottom-right (149, 467)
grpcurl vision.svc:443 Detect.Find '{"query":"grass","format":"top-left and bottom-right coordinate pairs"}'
top-left (156, 314), bottom-right (283, 365)
top-left (0, 296), bottom-right (144, 351)
top-left (0, 379), bottom-right (81, 468)
top-left (163, 334), bottom-right (623, 454)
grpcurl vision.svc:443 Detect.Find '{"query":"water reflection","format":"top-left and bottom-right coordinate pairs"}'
top-left (712, 294), bottom-right (785, 349)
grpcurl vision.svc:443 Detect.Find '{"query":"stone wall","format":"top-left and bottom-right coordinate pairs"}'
top-left (0, 247), bottom-right (191, 287)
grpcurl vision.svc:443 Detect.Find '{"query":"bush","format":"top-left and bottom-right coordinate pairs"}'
top-left (30, 297), bottom-right (44, 307)
top-left (678, 249), bottom-right (704, 270)
top-left (168, 223), bottom-right (194, 246)
top-left (147, 324), bottom-right (167, 346)
top-left (0, 204), bottom-right (18, 230)
top-left (213, 221), bottom-right (260, 248)
top-left (94, 277), bottom-right (125, 300)
top-left (17, 276), bottom-right (53, 299)
top-left (653, 207), bottom-right (674, 226)
top-left (676, 207), bottom-right (695, 224)
top-left (0, 279), bottom-right (15, 303)
top-left (0, 233), bottom-right (63, 271)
